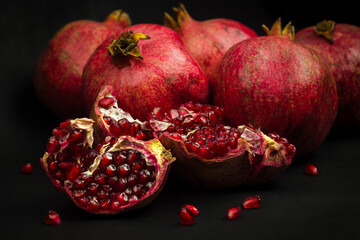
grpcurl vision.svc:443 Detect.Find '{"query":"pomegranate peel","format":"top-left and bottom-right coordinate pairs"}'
top-left (40, 118), bottom-right (174, 214)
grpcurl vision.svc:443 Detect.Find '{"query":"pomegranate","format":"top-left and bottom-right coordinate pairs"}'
top-left (90, 85), bottom-right (153, 144)
top-left (82, 24), bottom-right (209, 121)
top-left (164, 4), bottom-right (257, 80)
top-left (148, 101), bottom-right (295, 189)
top-left (243, 195), bottom-right (261, 209)
top-left (180, 204), bottom-right (199, 225)
top-left (211, 19), bottom-right (338, 156)
top-left (40, 118), bottom-right (174, 214)
top-left (296, 20), bottom-right (360, 126)
top-left (34, 10), bottom-right (131, 118)
top-left (45, 210), bottom-right (61, 226)
top-left (227, 206), bottom-right (241, 220)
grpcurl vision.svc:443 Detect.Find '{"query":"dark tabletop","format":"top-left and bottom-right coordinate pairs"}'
top-left (1, 1), bottom-right (360, 239)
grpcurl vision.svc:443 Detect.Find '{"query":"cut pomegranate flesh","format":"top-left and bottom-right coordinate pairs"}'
top-left (40, 118), bottom-right (174, 214)
top-left (305, 163), bottom-right (319, 176)
top-left (22, 163), bottom-right (34, 173)
top-left (227, 206), bottom-right (241, 220)
top-left (45, 210), bottom-right (61, 225)
top-left (180, 204), bottom-right (199, 225)
top-left (243, 195), bottom-right (261, 209)
top-left (149, 101), bottom-right (296, 160)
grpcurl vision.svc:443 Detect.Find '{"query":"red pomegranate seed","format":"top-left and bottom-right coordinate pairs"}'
top-left (305, 163), bottom-right (319, 176)
top-left (227, 206), bottom-right (241, 220)
top-left (243, 195), bottom-right (261, 209)
top-left (180, 204), bottom-right (199, 225)
top-left (60, 119), bottom-right (71, 129)
top-left (98, 97), bottom-right (115, 109)
top-left (46, 136), bottom-right (60, 153)
top-left (68, 130), bottom-right (83, 143)
top-left (66, 164), bottom-right (81, 182)
top-left (22, 163), bottom-right (34, 173)
top-left (183, 204), bottom-right (200, 217)
top-left (45, 210), bottom-right (61, 226)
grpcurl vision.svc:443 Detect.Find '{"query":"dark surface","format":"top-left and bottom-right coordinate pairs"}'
top-left (1, 1), bottom-right (360, 239)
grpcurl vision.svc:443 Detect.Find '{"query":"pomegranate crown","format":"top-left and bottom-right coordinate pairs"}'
top-left (104, 9), bottom-right (132, 28)
top-left (262, 18), bottom-right (295, 40)
top-left (106, 30), bottom-right (150, 60)
top-left (164, 3), bottom-right (192, 31)
top-left (314, 20), bottom-right (336, 43)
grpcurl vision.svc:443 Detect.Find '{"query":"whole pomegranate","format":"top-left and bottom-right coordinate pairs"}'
top-left (40, 118), bottom-right (174, 214)
top-left (34, 10), bottom-right (131, 118)
top-left (164, 3), bottom-right (258, 80)
top-left (82, 24), bottom-right (209, 121)
top-left (148, 101), bottom-right (295, 188)
top-left (211, 19), bottom-right (338, 156)
top-left (296, 20), bottom-right (360, 126)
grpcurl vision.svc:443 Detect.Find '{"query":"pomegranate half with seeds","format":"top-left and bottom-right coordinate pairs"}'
top-left (147, 102), bottom-right (295, 189)
top-left (40, 118), bottom-right (174, 214)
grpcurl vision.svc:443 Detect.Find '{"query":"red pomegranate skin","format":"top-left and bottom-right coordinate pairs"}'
top-left (82, 24), bottom-right (209, 121)
top-left (165, 4), bottom-right (258, 80)
top-left (212, 33), bottom-right (338, 156)
top-left (296, 23), bottom-right (360, 126)
top-left (34, 10), bottom-right (131, 118)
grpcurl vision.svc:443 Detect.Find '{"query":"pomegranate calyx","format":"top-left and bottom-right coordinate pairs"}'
top-left (262, 18), bottom-right (295, 40)
top-left (164, 3), bottom-right (193, 31)
top-left (314, 20), bottom-right (336, 43)
top-left (106, 30), bottom-right (150, 60)
top-left (104, 9), bottom-right (132, 28)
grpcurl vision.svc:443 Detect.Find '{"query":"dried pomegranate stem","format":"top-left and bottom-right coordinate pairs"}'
top-left (106, 31), bottom-right (150, 60)
top-left (104, 9), bottom-right (132, 28)
top-left (314, 20), bottom-right (336, 43)
top-left (164, 3), bottom-right (192, 31)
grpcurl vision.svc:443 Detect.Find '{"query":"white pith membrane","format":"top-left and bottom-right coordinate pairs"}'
top-left (40, 118), bottom-right (174, 214)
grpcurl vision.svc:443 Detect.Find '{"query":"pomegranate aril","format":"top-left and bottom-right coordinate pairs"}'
top-left (116, 178), bottom-right (128, 191)
top-left (110, 201), bottom-right (120, 211)
top-left (305, 163), bottom-right (319, 176)
top-left (76, 196), bottom-right (88, 207)
top-left (115, 151), bottom-right (127, 165)
top-left (139, 169), bottom-right (150, 184)
top-left (115, 192), bottom-right (128, 205)
top-left (183, 204), bottom-right (200, 217)
top-left (66, 164), bottom-right (81, 182)
top-left (227, 206), bottom-right (241, 220)
top-left (47, 136), bottom-right (60, 153)
top-left (72, 190), bottom-right (86, 198)
top-left (45, 210), bottom-right (61, 226)
top-left (127, 174), bottom-right (137, 187)
top-left (98, 190), bottom-right (109, 200)
top-left (180, 204), bottom-right (199, 225)
top-left (108, 176), bottom-right (118, 187)
top-left (105, 165), bottom-right (116, 176)
top-left (117, 164), bottom-right (130, 177)
top-left (22, 163), bottom-right (34, 173)
top-left (109, 120), bottom-right (122, 137)
top-left (68, 130), bottom-right (83, 143)
top-left (60, 119), bottom-right (71, 129)
top-left (95, 174), bottom-right (107, 185)
top-left (98, 97), bottom-right (115, 109)
top-left (88, 183), bottom-right (99, 195)
top-left (100, 199), bottom-right (110, 210)
top-left (99, 153), bottom-right (113, 169)
top-left (87, 197), bottom-right (100, 212)
top-left (243, 195), bottom-right (261, 209)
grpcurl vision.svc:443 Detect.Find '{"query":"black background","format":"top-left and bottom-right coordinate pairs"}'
top-left (1, 0), bottom-right (360, 239)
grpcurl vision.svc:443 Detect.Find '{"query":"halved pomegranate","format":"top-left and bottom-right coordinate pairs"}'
top-left (147, 102), bottom-right (295, 189)
top-left (40, 118), bottom-right (174, 214)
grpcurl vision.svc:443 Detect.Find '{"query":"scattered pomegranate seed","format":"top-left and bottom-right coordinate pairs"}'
top-left (243, 195), bottom-right (261, 209)
top-left (180, 204), bottom-right (199, 225)
top-left (305, 163), bottom-right (319, 176)
top-left (22, 163), bottom-right (34, 174)
top-left (227, 206), bottom-right (241, 220)
top-left (45, 210), bottom-right (61, 225)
